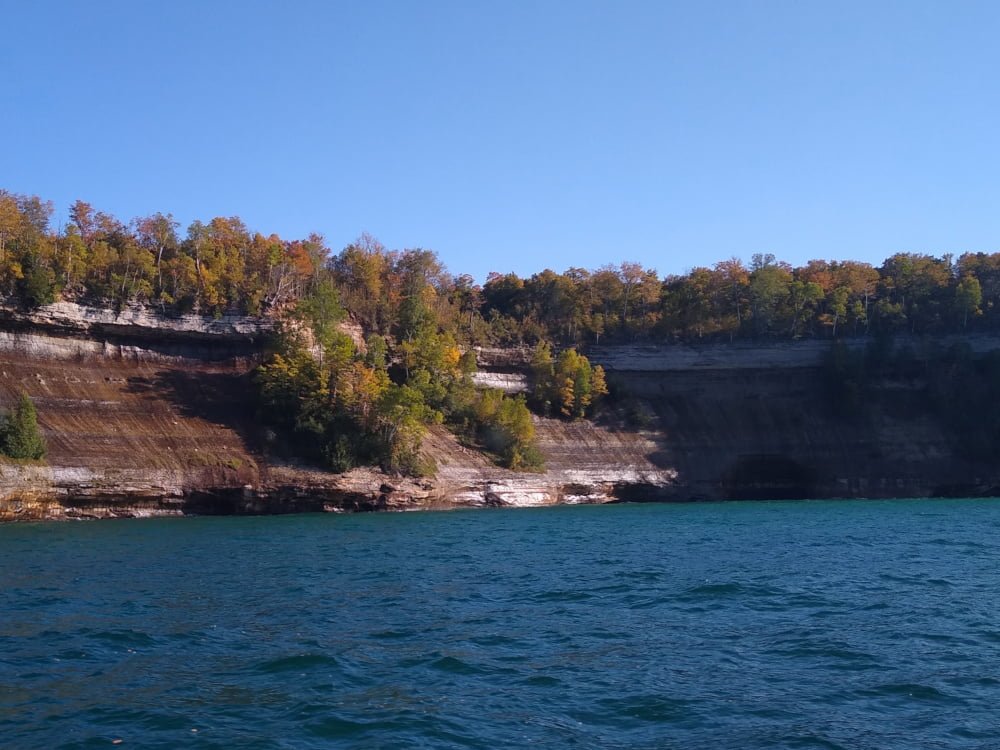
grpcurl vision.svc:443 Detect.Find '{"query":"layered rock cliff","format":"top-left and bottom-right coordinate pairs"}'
top-left (0, 303), bottom-right (673, 521)
top-left (607, 361), bottom-right (988, 501)
top-left (476, 337), bottom-right (1000, 501)
top-left (1, 302), bottom-right (997, 522)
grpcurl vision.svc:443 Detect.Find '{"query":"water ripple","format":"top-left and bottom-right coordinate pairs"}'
top-left (3, 499), bottom-right (1000, 749)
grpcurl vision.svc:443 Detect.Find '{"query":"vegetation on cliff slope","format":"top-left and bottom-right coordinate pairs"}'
top-left (530, 342), bottom-right (608, 419)
top-left (254, 277), bottom-right (558, 475)
top-left (0, 393), bottom-right (46, 460)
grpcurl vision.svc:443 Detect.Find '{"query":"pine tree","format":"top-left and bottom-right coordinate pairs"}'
top-left (1, 392), bottom-right (47, 460)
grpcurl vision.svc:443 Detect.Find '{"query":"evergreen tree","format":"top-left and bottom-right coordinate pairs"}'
top-left (18, 251), bottom-right (58, 309)
top-left (1, 393), bottom-right (47, 460)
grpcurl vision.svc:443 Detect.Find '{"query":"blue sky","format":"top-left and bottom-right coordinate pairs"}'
top-left (3, 1), bottom-right (999, 281)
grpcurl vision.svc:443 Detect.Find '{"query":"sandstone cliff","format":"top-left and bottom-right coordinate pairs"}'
top-left (0, 303), bottom-right (673, 521)
top-left (474, 337), bottom-right (1000, 501)
top-left (1, 302), bottom-right (997, 522)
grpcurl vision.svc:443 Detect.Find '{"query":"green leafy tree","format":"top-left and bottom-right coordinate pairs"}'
top-left (472, 390), bottom-right (543, 469)
top-left (955, 274), bottom-right (982, 328)
top-left (332, 235), bottom-right (390, 332)
top-left (786, 280), bottom-right (824, 337)
top-left (749, 254), bottom-right (792, 336)
top-left (530, 341), bottom-right (556, 413)
top-left (878, 253), bottom-right (952, 333)
top-left (297, 275), bottom-right (345, 349)
top-left (375, 383), bottom-right (439, 475)
top-left (529, 343), bottom-right (607, 419)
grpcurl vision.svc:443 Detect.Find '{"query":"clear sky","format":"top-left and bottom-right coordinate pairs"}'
top-left (3, 1), bottom-right (999, 281)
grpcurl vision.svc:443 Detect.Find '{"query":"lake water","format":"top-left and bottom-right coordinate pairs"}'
top-left (3, 500), bottom-right (1000, 749)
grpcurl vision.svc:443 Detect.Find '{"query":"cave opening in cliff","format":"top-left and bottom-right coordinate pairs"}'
top-left (722, 454), bottom-right (819, 501)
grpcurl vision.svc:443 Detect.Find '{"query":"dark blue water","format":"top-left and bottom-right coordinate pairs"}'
top-left (3, 500), bottom-right (1000, 749)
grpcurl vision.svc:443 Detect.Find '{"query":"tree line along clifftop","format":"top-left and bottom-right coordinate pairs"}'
top-left (1, 190), bottom-right (996, 345)
top-left (2, 190), bottom-right (998, 344)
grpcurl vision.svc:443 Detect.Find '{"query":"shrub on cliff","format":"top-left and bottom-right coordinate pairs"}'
top-left (0, 393), bottom-right (47, 460)
top-left (471, 389), bottom-right (543, 470)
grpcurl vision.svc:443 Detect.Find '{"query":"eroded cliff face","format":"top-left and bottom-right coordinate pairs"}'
top-left (586, 339), bottom-right (1000, 501)
top-left (0, 303), bottom-right (675, 521)
top-left (2, 302), bottom-right (997, 522)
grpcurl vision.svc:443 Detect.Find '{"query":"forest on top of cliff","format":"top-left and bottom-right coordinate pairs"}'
top-left (1, 189), bottom-right (997, 348)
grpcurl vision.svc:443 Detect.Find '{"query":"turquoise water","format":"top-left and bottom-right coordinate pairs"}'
top-left (3, 500), bottom-right (1000, 749)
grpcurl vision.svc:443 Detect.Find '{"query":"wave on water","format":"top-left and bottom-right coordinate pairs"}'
top-left (3, 499), bottom-right (1000, 749)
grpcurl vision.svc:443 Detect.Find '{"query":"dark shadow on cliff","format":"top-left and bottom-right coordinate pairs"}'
top-left (125, 370), bottom-right (265, 452)
top-left (590, 389), bottom-right (680, 473)
top-left (591, 373), bottom-right (830, 500)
